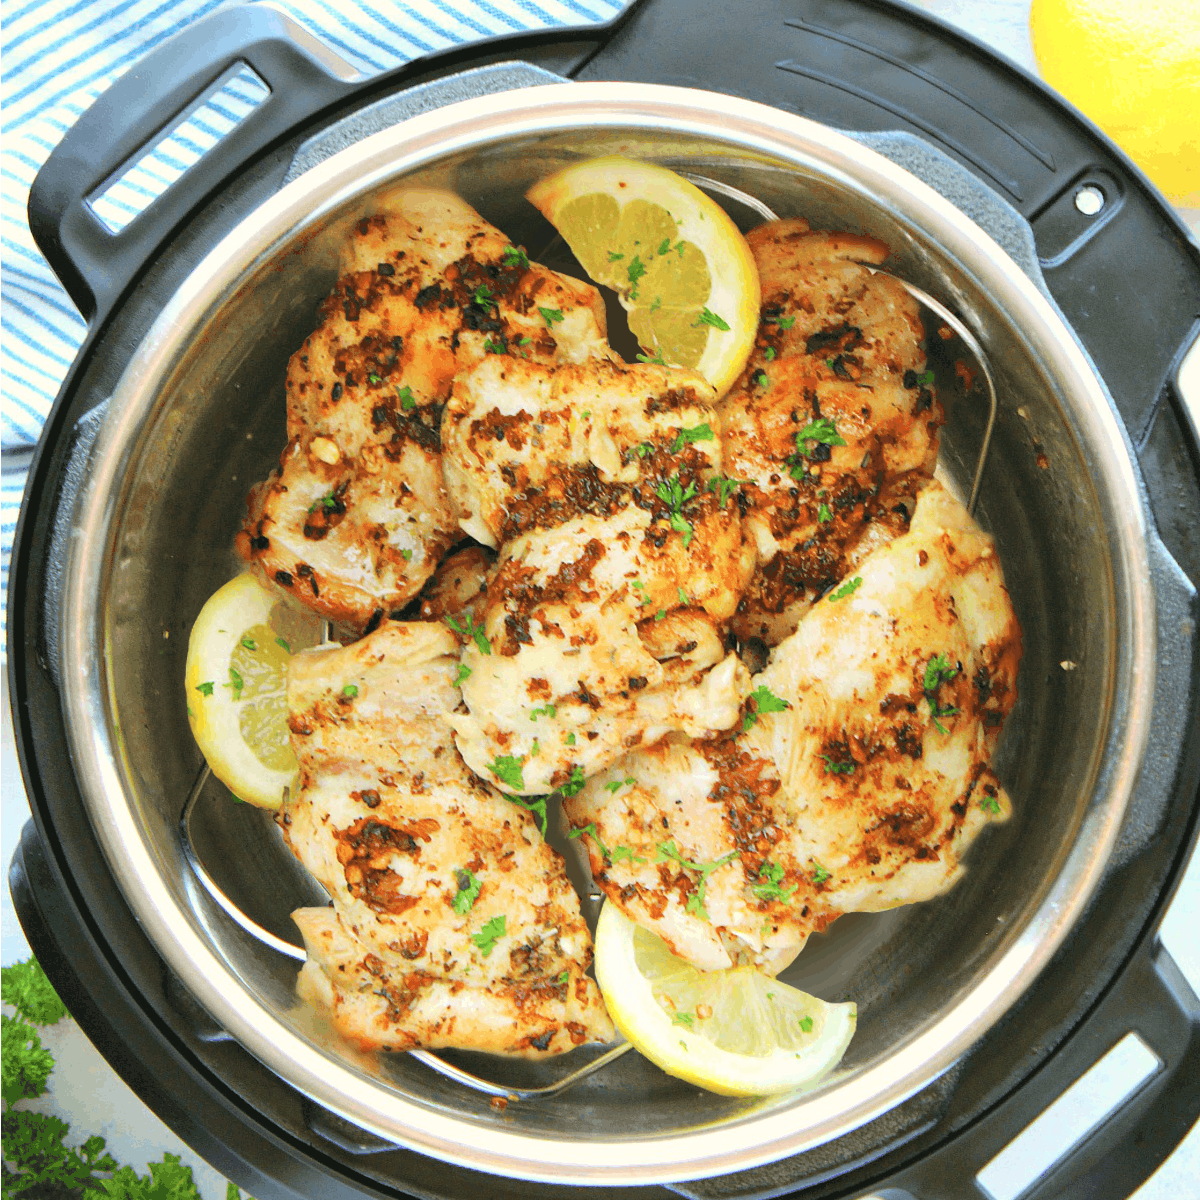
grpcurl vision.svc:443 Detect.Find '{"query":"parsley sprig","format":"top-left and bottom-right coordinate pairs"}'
top-left (751, 860), bottom-right (797, 902)
top-left (742, 684), bottom-right (789, 731)
top-left (452, 868), bottom-right (482, 914)
top-left (923, 652), bottom-right (960, 734)
top-left (568, 821), bottom-right (646, 865)
top-left (668, 422), bottom-right (714, 454)
top-left (655, 474), bottom-right (699, 548)
top-left (487, 754), bottom-right (525, 791)
top-left (655, 841), bottom-right (740, 919)
top-left (446, 612), bottom-right (492, 656)
top-left (472, 914), bottom-right (506, 957)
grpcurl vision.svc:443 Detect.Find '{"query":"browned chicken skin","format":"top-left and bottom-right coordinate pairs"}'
top-left (283, 620), bottom-right (614, 1055)
top-left (721, 220), bottom-right (944, 647)
top-left (237, 190), bottom-right (611, 632)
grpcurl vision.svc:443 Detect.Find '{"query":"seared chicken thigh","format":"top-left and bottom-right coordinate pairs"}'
top-left (282, 620), bottom-right (613, 1055)
top-left (565, 481), bottom-right (1020, 972)
top-left (238, 190), bottom-right (611, 631)
top-left (721, 220), bottom-right (943, 646)
top-left (441, 356), bottom-right (756, 796)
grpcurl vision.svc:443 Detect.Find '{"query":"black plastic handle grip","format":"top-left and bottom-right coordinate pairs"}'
top-left (26, 4), bottom-right (358, 325)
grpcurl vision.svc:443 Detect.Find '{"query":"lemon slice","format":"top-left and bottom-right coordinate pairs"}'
top-left (527, 156), bottom-right (760, 396)
top-left (185, 573), bottom-right (321, 809)
top-left (593, 901), bottom-right (855, 1096)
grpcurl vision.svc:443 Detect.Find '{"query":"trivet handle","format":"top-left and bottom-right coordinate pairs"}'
top-left (26, 5), bottom-right (361, 325)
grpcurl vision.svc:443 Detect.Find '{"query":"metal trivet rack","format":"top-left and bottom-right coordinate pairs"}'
top-left (178, 188), bottom-right (998, 1105)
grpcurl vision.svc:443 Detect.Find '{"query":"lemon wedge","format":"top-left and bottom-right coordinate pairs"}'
top-left (593, 902), bottom-right (856, 1096)
top-left (527, 156), bottom-right (760, 396)
top-left (185, 573), bottom-right (321, 809)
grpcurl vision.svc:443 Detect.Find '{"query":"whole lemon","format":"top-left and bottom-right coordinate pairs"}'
top-left (1031, 0), bottom-right (1200, 204)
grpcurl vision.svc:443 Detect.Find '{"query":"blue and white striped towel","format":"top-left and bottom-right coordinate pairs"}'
top-left (1, 0), bottom-right (624, 650)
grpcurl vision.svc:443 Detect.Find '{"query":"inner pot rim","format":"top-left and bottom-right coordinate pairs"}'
top-left (57, 81), bottom-right (1154, 1184)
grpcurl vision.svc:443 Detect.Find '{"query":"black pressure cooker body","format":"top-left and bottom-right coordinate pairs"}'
top-left (9, 3), bottom-right (1200, 1198)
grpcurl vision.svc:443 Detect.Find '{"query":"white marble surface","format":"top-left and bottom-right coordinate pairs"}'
top-left (2, 1), bottom-right (1196, 1197)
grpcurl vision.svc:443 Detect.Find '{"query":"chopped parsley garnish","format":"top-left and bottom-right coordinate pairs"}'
top-left (508, 794), bottom-right (548, 834)
top-left (472, 283), bottom-right (495, 308)
top-left (778, 315), bottom-right (796, 330)
top-left (452, 868), bottom-right (482, 914)
top-left (502, 245), bottom-right (530, 269)
top-left (224, 668), bottom-right (243, 696)
top-left (565, 733), bottom-right (576, 746)
top-left (829, 576), bottom-right (863, 602)
top-left (678, 587), bottom-right (689, 605)
top-left (530, 739), bottom-right (540, 757)
top-left (240, 636), bottom-right (256, 651)
top-left (764, 346), bottom-right (776, 361)
top-left (915, 369), bottom-right (935, 386)
top-left (793, 417), bottom-right (847, 461)
top-left (341, 684), bottom-right (359, 698)
top-left (658, 237), bottom-right (671, 255)
top-left (557, 765), bottom-right (587, 798)
top-left (706, 474), bottom-right (743, 508)
top-left (696, 307), bottom-right (730, 331)
top-left (634, 441), bottom-right (655, 458)
top-left (656, 474), bottom-right (699, 548)
top-left (471, 914), bottom-right (506, 957)
top-left (751, 860), bottom-right (797, 902)
top-left (627, 255), bottom-right (646, 297)
top-left (453, 663), bottom-right (472, 687)
top-left (799, 1015), bottom-right (814, 1033)
top-left (631, 579), bottom-right (650, 606)
top-left (655, 609), bottom-right (667, 621)
top-left (924, 652), bottom-right (960, 734)
top-left (397, 385), bottom-right (416, 411)
top-left (483, 336), bottom-right (505, 354)
top-left (669, 422), bottom-right (714, 454)
top-left (636, 347), bottom-right (667, 365)
top-left (754, 370), bottom-right (770, 388)
top-left (672, 1012), bottom-right (695, 1028)
top-left (308, 492), bottom-right (338, 513)
top-left (487, 755), bottom-right (525, 791)
top-left (812, 863), bottom-right (831, 885)
top-left (981, 794), bottom-right (1002, 814)
top-left (558, 969), bottom-right (570, 986)
top-left (530, 703), bottom-right (557, 721)
top-left (655, 841), bottom-right (740, 919)
top-left (539, 306), bottom-right (564, 327)
top-left (368, 372), bottom-right (381, 385)
top-left (195, 681), bottom-right (214, 697)
top-left (275, 636), bottom-right (290, 651)
top-left (603, 776), bottom-right (636, 794)
top-left (398, 548), bottom-right (412, 562)
top-left (817, 502), bottom-right (833, 523)
top-left (446, 613), bottom-right (492, 656)
top-left (743, 684), bottom-right (789, 731)
top-left (519, 335), bottom-right (532, 347)
top-left (570, 821), bottom-right (646, 865)
top-left (822, 755), bottom-right (855, 775)
top-left (607, 250), bottom-right (625, 262)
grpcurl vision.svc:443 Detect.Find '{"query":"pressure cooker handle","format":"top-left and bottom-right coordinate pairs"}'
top-left (26, 4), bottom-right (359, 326)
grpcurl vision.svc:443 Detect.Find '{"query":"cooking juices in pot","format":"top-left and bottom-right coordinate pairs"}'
top-left (185, 157), bottom-right (1021, 1096)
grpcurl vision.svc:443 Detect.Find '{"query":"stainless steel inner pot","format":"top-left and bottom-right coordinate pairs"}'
top-left (55, 83), bottom-right (1154, 1185)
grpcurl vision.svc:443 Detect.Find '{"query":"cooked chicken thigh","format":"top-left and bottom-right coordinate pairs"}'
top-left (281, 620), bottom-right (613, 1055)
top-left (565, 481), bottom-right (1020, 972)
top-left (441, 356), bottom-right (756, 796)
top-left (721, 220), bottom-right (943, 646)
top-left (237, 190), bottom-right (611, 631)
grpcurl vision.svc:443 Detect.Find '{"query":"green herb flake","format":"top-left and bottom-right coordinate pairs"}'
top-left (821, 754), bottom-right (855, 775)
top-left (778, 316), bottom-right (796, 330)
top-left (507, 794), bottom-right (548, 835)
top-left (558, 765), bottom-right (587, 798)
top-left (706, 474), bottom-right (743, 508)
top-left (558, 969), bottom-right (570, 986)
top-left (240, 636), bottom-right (256, 651)
top-left (607, 250), bottom-right (625, 262)
top-left (225, 668), bottom-right (244, 695)
top-left (636, 348), bottom-right (668, 365)
top-left (565, 733), bottom-right (576, 746)
top-left (397, 385), bottom-right (416, 411)
top-left (829, 576), bottom-right (863, 602)
top-left (398, 548), bottom-right (412, 562)
top-left (751, 860), bottom-right (797, 903)
top-left (924, 652), bottom-right (960, 734)
top-left (812, 863), bottom-right (831, 885)
top-left (627, 255), bottom-right (647, 297)
top-left (483, 337), bottom-right (506, 355)
top-left (742, 684), bottom-right (789, 731)
top-left (678, 587), bottom-right (689, 605)
top-left (471, 914), bottom-right (507, 957)
top-left (454, 663), bottom-right (472, 687)
top-left (446, 613), bottom-right (492, 656)
top-left (540, 306), bottom-right (565, 327)
top-left (754, 370), bottom-right (770, 388)
top-left (275, 636), bottom-right (290, 651)
top-left (764, 346), bottom-right (777, 361)
top-left (818, 502), bottom-right (833, 524)
top-left (472, 283), bottom-right (495, 308)
top-left (696, 307), bottom-right (731, 332)
top-left (799, 1015), bottom-right (814, 1033)
top-left (656, 473), bottom-right (699, 548)
top-left (655, 841), bottom-right (740, 920)
top-left (672, 1011), bottom-right (695, 1028)
top-left (669, 422), bottom-right (715, 454)
top-left (195, 681), bottom-right (215, 697)
top-left (487, 755), bottom-right (525, 791)
top-left (341, 684), bottom-right (359, 698)
top-left (368, 372), bottom-right (381, 385)
top-left (452, 868), bottom-right (482, 914)
top-left (502, 245), bottom-right (530, 269)
top-left (794, 416), bottom-right (847, 458)
top-left (530, 703), bottom-right (557, 721)
top-left (981, 794), bottom-right (1002, 815)
top-left (915, 369), bottom-right (935, 386)
top-left (658, 237), bottom-right (671, 255)
top-left (530, 740), bottom-right (540, 757)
